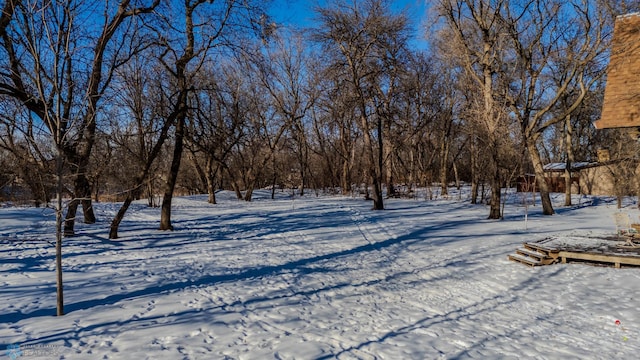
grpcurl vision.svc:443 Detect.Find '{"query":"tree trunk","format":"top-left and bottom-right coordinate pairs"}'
top-left (342, 157), bottom-right (350, 195)
top-left (385, 138), bottom-right (395, 198)
top-left (488, 167), bottom-right (501, 219)
top-left (55, 150), bottom-right (64, 316)
top-left (231, 179), bottom-right (243, 200)
top-left (188, 149), bottom-right (207, 195)
top-left (206, 159), bottom-right (218, 204)
top-left (360, 113), bottom-right (383, 210)
top-left (159, 115), bottom-right (186, 231)
top-left (56, 208), bottom-right (64, 316)
top-left (232, 182), bottom-right (243, 200)
top-left (408, 148), bottom-right (415, 192)
top-left (298, 165), bottom-right (305, 197)
top-left (271, 156), bottom-right (277, 200)
top-left (471, 181), bottom-right (478, 204)
top-left (109, 171), bottom-right (158, 239)
top-left (371, 172), bottom-right (384, 210)
top-left (297, 138), bottom-right (308, 197)
top-left (453, 161), bottom-right (462, 200)
top-left (564, 164), bottom-right (572, 206)
top-left (108, 106), bottom-right (175, 238)
top-left (564, 114), bottom-right (574, 206)
top-left (63, 172), bottom-right (96, 236)
top-left (386, 170), bottom-right (395, 197)
top-left (242, 168), bottom-right (257, 202)
top-left (439, 139), bottom-right (450, 197)
top-left (63, 201), bottom-right (78, 237)
top-left (223, 166), bottom-right (243, 200)
top-left (147, 180), bottom-right (157, 207)
top-left (244, 185), bottom-right (255, 202)
top-left (339, 129), bottom-right (353, 195)
top-left (617, 195), bottom-right (622, 209)
top-left (93, 177), bottom-right (100, 203)
top-left (375, 115), bottom-right (384, 209)
top-left (453, 161), bottom-right (460, 189)
top-left (470, 138), bottom-right (479, 205)
top-left (527, 139), bottom-right (554, 215)
top-left (109, 195), bottom-right (135, 239)
top-left (79, 174), bottom-right (96, 224)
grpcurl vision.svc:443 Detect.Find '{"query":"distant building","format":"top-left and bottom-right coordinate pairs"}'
top-left (541, 162), bottom-right (621, 196)
top-left (518, 151), bottom-right (636, 196)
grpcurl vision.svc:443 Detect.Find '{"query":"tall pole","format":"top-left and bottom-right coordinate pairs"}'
top-left (55, 149), bottom-right (64, 316)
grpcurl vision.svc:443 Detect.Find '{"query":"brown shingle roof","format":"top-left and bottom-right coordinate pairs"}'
top-left (595, 13), bottom-right (640, 129)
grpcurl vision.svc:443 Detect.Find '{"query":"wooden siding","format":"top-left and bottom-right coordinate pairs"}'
top-left (595, 13), bottom-right (640, 129)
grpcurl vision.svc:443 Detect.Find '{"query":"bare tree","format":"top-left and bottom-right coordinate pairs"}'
top-left (438, 0), bottom-right (610, 217)
top-left (502, 0), bottom-right (610, 215)
top-left (0, 0), bottom-right (159, 316)
top-left (311, 75), bottom-right (359, 195)
top-left (250, 30), bottom-right (317, 196)
top-left (107, 54), bottom-right (176, 239)
top-left (0, 103), bottom-right (55, 207)
top-left (399, 52), bottom-right (440, 196)
top-left (187, 62), bottom-right (249, 204)
top-left (438, 0), bottom-right (515, 218)
top-left (230, 59), bottom-right (288, 201)
top-left (554, 85), bottom-right (604, 206)
top-left (155, 0), bottom-right (266, 229)
top-left (315, 0), bottom-right (410, 210)
top-left (0, 0), bottom-right (160, 237)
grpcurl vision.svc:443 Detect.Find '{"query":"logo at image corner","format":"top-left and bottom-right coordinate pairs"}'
top-left (5, 344), bottom-right (22, 359)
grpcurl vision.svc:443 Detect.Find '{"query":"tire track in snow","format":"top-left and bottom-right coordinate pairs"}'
top-left (342, 203), bottom-right (399, 265)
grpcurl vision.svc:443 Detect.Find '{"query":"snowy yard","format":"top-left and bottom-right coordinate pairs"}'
top-left (1, 190), bottom-right (640, 359)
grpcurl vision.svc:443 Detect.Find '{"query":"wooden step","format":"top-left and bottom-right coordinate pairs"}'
top-left (523, 242), bottom-right (560, 257)
top-left (508, 253), bottom-right (542, 267)
top-left (516, 248), bottom-right (546, 261)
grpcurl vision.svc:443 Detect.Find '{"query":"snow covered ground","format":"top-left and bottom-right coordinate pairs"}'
top-left (1, 189), bottom-right (640, 359)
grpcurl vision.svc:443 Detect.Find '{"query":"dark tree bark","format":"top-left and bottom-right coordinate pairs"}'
top-left (160, 114), bottom-right (186, 230)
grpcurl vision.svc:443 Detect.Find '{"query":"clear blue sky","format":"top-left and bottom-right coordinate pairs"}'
top-left (269, 0), bottom-right (430, 49)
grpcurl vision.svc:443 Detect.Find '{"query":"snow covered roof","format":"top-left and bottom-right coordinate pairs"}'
top-left (617, 12), bottom-right (640, 19)
top-left (543, 162), bottom-right (599, 172)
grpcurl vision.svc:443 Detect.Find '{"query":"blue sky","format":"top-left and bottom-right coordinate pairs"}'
top-left (269, 0), bottom-right (430, 49)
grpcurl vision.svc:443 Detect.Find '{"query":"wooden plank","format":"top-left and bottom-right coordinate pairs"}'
top-left (508, 254), bottom-right (541, 267)
top-left (523, 243), bottom-right (549, 253)
top-left (540, 257), bottom-right (558, 266)
top-left (515, 236), bottom-right (640, 268)
top-left (523, 242), bottom-right (560, 257)
top-left (558, 251), bottom-right (640, 267)
top-left (595, 14), bottom-right (640, 129)
top-left (517, 248), bottom-right (545, 260)
top-left (516, 248), bottom-right (545, 261)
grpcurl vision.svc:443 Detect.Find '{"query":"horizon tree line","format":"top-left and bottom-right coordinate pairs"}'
top-left (0, 0), bottom-right (636, 229)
